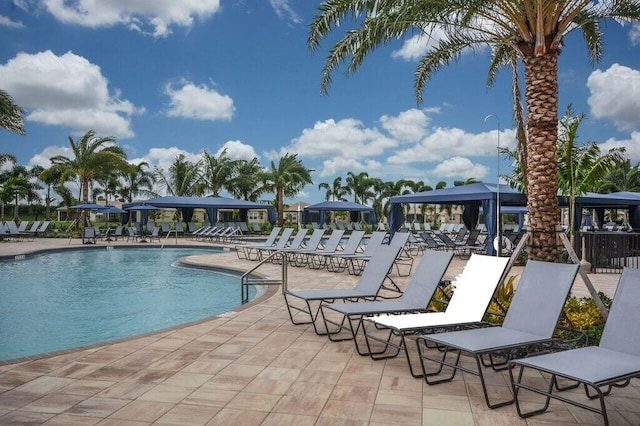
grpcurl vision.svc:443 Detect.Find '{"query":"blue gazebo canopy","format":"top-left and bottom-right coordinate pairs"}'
top-left (123, 196), bottom-right (277, 225)
top-left (303, 200), bottom-right (376, 225)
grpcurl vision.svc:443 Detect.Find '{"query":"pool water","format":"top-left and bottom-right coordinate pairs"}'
top-left (0, 248), bottom-right (255, 361)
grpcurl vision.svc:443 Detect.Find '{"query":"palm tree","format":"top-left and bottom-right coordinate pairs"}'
top-left (154, 154), bottom-right (203, 197)
top-left (0, 165), bottom-right (40, 221)
top-left (0, 89), bottom-right (26, 135)
top-left (121, 161), bottom-right (156, 202)
top-left (597, 159), bottom-right (640, 194)
top-left (556, 107), bottom-right (624, 242)
top-left (309, 0), bottom-right (640, 261)
top-left (345, 171), bottom-right (376, 205)
top-left (318, 176), bottom-right (349, 201)
top-left (263, 153), bottom-right (313, 226)
top-left (230, 158), bottom-right (266, 201)
top-left (40, 164), bottom-right (67, 220)
top-left (50, 130), bottom-right (131, 204)
top-left (201, 148), bottom-right (239, 197)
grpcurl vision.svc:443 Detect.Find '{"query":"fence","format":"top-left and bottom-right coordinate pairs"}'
top-left (579, 232), bottom-right (640, 273)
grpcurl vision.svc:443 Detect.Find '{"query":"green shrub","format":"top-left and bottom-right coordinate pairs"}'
top-left (560, 292), bottom-right (612, 345)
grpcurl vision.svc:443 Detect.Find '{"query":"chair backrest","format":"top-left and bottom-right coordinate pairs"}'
top-left (599, 267), bottom-right (640, 355)
top-left (37, 221), bottom-right (50, 232)
top-left (318, 230), bottom-right (345, 253)
top-left (442, 254), bottom-right (509, 321)
top-left (83, 227), bottom-right (95, 238)
top-left (175, 222), bottom-right (184, 233)
top-left (28, 221), bottom-right (41, 232)
top-left (302, 229), bottom-right (326, 250)
top-left (263, 227), bottom-right (282, 246)
top-left (361, 231), bottom-right (387, 255)
top-left (252, 222), bottom-right (261, 232)
top-left (114, 226), bottom-right (123, 236)
top-left (127, 227), bottom-right (137, 236)
top-left (188, 222), bottom-right (197, 232)
top-left (6, 221), bottom-right (20, 234)
top-left (465, 229), bottom-right (481, 246)
top-left (339, 230), bottom-right (366, 254)
top-left (437, 233), bottom-right (457, 248)
top-left (161, 222), bottom-right (171, 232)
top-left (273, 227), bottom-right (295, 248)
top-left (353, 244), bottom-right (404, 294)
top-left (285, 228), bottom-right (308, 249)
top-left (353, 222), bottom-right (362, 231)
top-left (454, 227), bottom-right (468, 242)
top-left (419, 232), bottom-right (441, 249)
top-left (502, 260), bottom-right (578, 336)
top-left (389, 231), bottom-right (410, 248)
top-left (399, 250), bottom-right (454, 307)
top-left (18, 221), bottom-right (29, 232)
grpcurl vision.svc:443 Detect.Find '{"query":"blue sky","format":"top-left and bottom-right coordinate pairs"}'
top-left (1, 1), bottom-right (640, 204)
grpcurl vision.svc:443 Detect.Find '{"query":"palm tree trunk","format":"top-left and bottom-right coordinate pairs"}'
top-left (524, 52), bottom-right (561, 261)
top-left (277, 186), bottom-right (284, 227)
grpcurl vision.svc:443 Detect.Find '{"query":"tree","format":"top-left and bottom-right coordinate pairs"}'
top-left (345, 171), bottom-right (375, 204)
top-left (230, 158), bottom-right (266, 201)
top-left (556, 107), bottom-right (624, 242)
top-left (0, 165), bottom-right (40, 221)
top-left (263, 153), bottom-right (313, 226)
top-left (121, 161), bottom-right (155, 202)
top-left (40, 164), bottom-right (67, 220)
top-left (201, 149), bottom-right (239, 197)
top-left (50, 130), bottom-right (131, 205)
top-left (597, 159), bottom-right (640, 194)
top-left (154, 154), bottom-right (203, 197)
top-left (309, 0), bottom-right (640, 261)
top-left (0, 89), bottom-right (26, 136)
top-left (318, 176), bottom-right (349, 201)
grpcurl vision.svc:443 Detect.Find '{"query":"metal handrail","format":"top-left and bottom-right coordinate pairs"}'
top-left (241, 250), bottom-right (288, 304)
top-left (160, 229), bottom-right (178, 249)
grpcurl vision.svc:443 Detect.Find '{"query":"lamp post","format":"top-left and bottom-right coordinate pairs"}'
top-left (485, 114), bottom-right (501, 256)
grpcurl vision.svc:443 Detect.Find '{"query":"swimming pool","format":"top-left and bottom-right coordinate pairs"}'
top-left (0, 247), bottom-right (256, 362)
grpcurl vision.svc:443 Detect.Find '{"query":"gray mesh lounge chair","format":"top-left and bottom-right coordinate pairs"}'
top-left (308, 230), bottom-right (365, 270)
top-left (362, 254), bottom-right (509, 377)
top-left (328, 231), bottom-right (387, 274)
top-left (284, 244), bottom-right (404, 335)
top-left (508, 267), bottom-right (640, 425)
top-left (320, 250), bottom-right (454, 353)
top-left (257, 228), bottom-right (308, 260)
top-left (278, 228), bottom-right (326, 259)
top-left (416, 260), bottom-right (579, 409)
top-left (289, 229), bottom-right (345, 267)
top-left (236, 227), bottom-right (282, 259)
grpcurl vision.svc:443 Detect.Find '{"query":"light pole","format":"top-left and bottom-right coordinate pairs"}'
top-left (484, 114), bottom-right (501, 256)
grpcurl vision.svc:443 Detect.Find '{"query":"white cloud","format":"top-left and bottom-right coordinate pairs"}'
top-left (130, 147), bottom-right (201, 176)
top-left (431, 157), bottom-right (489, 179)
top-left (269, 0), bottom-right (302, 24)
top-left (164, 80), bottom-right (235, 121)
top-left (42, 0), bottom-right (221, 37)
top-left (587, 64), bottom-right (640, 131)
top-left (630, 23), bottom-right (640, 46)
top-left (387, 127), bottom-right (515, 164)
top-left (319, 158), bottom-right (382, 178)
top-left (285, 118), bottom-right (397, 160)
top-left (0, 50), bottom-right (141, 138)
top-left (0, 15), bottom-right (24, 28)
top-left (216, 140), bottom-right (258, 161)
top-left (599, 131), bottom-right (640, 162)
top-left (380, 108), bottom-right (431, 143)
top-left (392, 28), bottom-right (448, 61)
top-left (28, 146), bottom-right (72, 169)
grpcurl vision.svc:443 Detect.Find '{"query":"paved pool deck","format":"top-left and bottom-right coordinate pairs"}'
top-left (0, 237), bottom-right (637, 425)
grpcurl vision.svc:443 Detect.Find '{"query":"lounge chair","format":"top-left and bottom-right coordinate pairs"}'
top-left (236, 227), bottom-right (282, 259)
top-left (319, 250), bottom-right (454, 351)
top-left (328, 231), bottom-right (387, 274)
top-left (82, 227), bottom-right (97, 244)
top-left (284, 244), bottom-right (404, 335)
top-left (17, 221), bottom-right (29, 232)
top-left (308, 230), bottom-right (365, 270)
top-left (362, 254), bottom-right (509, 377)
top-left (126, 226), bottom-right (140, 242)
top-left (5, 221), bottom-right (28, 241)
top-left (508, 267), bottom-right (640, 425)
top-left (35, 221), bottom-right (51, 236)
top-left (148, 227), bottom-right (161, 242)
top-left (257, 228), bottom-right (307, 260)
top-left (279, 228), bottom-right (326, 258)
top-left (288, 229), bottom-right (345, 267)
top-left (416, 260), bottom-right (579, 409)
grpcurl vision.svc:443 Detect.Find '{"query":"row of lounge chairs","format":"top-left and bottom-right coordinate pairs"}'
top-left (282, 247), bottom-right (640, 425)
top-left (0, 220), bottom-right (50, 241)
top-left (236, 227), bottom-right (413, 275)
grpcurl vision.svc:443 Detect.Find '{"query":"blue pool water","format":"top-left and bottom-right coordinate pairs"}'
top-left (0, 248), bottom-right (256, 361)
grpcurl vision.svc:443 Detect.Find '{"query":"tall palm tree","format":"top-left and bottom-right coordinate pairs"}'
top-left (154, 154), bottom-right (203, 197)
top-left (309, 0), bottom-right (640, 261)
top-left (556, 107), bottom-right (624, 242)
top-left (263, 153), bottom-right (313, 226)
top-left (40, 164), bottom-right (67, 220)
top-left (201, 148), bottom-right (239, 197)
top-left (318, 176), bottom-right (349, 201)
top-left (345, 171), bottom-right (376, 204)
top-left (50, 130), bottom-right (131, 204)
top-left (0, 165), bottom-right (40, 221)
top-left (0, 89), bottom-right (26, 136)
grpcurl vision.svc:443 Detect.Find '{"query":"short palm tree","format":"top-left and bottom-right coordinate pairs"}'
top-left (121, 161), bottom-right (156, 202)
top-left (230, 158), bottom-right (266, 201)
top-left (318, 176), bottom-right (349, 201)
top-left (263, 153), bottom-right (313, 226)
top-left (597, 159), bottom-right (640, 194)
top-left (309, 0), bottom-right (640, 261)
top-left (201, 148), bottom-right (239, 197)
top-left (155, 154), bottom-right (204, 197)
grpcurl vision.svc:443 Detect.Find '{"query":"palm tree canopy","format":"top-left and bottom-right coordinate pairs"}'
top-left (0, 89), bottom-right (26, 135)
top-left (155, 154), bottom-right (204, 197)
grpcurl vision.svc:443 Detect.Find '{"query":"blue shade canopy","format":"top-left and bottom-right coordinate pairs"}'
top-left (70, 203), bottom-right (105, 210)
top-left (125, 205), bottom-right (161, 211)
top-left (303, 201), bottom-right (376, 224)
top-left (96, 205), bottom-right (126, 214)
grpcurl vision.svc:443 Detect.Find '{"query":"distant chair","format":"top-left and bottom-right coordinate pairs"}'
top-left (187, 222), bottom-right (197, 233)
top-left (175, 222), bottom-right (185, 234)
top-left (82, 227), bottom-right (96, 244)
top-left (36, 221), bottom-right (51, 236)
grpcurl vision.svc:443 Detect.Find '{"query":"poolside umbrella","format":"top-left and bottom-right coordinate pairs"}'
top-left (96, 205), bottom-right (126, 229)
top-left (70, 203), bottom-right (105, 226)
